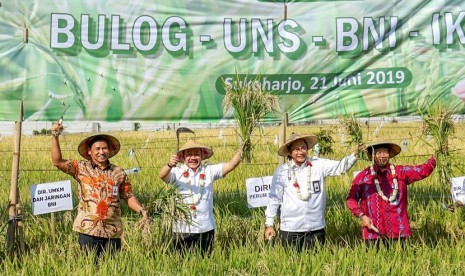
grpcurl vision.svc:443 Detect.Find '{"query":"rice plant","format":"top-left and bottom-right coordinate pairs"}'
top-left (337, 112), bottom-right (367, 160)
top-left (419, 102), bottom-right (455, 202)
top-left (222, 71), bottom-right (279, 163)
top-left (0, 122), bottom-right (464, 274)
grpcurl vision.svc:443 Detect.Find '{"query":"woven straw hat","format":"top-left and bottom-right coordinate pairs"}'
top-left (78, 134), bottom-right (121, 160)
top-left (278, 132), bottom-right (318, 157)
top-left (178, 139), bottom-right (213, 160)
top-left (366, 141), bottom-right (401, 161)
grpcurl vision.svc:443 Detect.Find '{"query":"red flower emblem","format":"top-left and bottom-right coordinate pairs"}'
top-left (183, 171), bottom-right (189, 178)
top-left (293, 182), bottom-right (299, 188)
top-left (189, 205), bottom-right (197, 210)
top-left (199, 173), bottom-right (206, 180)
top-left (306, 161), bottom-right (312, 167)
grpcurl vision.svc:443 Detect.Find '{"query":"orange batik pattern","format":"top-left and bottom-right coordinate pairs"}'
top-left (70, 160), bottom-right (134, 238)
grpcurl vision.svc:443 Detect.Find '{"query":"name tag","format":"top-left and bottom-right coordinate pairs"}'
top-left (112, 185), bottom-right (119, 197)
top-left (313, 181), bottom-right (321, 193)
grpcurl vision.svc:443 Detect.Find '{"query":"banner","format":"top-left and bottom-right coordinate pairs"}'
top-left (1, 0), bottom-right (465, 122)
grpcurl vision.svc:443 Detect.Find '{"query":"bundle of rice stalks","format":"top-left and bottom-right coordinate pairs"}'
top-left (144, 185), bottom-right (191, 233)
top-left (419, 102), bottom-right (455, 202)
top-left (337, 112), bottom-right (367, 160)
top-left (315, 128), bottom-right (335, 156)
top-left (222, 71), bottom-right (279, 163)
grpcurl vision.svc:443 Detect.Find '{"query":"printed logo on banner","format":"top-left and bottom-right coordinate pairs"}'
top-left (30, 180), bottom-right (73, 215)
top-left (246, 176), bottom-right (272, 208)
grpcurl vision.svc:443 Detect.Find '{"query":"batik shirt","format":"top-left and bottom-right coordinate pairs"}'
top-left (346, 156), bottom-right (436, 240)
top-left (70, 160), bottom-right (134, 238)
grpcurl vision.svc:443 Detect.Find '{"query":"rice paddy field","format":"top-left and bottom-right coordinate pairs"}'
top-left (1, 121), bottom-right (465, 275)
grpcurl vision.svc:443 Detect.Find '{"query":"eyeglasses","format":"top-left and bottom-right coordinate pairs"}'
top-left (291, 147), bottom-right (308, 153)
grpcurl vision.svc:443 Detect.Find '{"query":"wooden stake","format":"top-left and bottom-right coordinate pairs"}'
top-left (51, 212), bottom-right (56, 244)
top-left (6, 101), bottom-right (25, 256)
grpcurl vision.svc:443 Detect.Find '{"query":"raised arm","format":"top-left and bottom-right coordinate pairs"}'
top-left (159, 154), bottom-right (179, 182)
top-left (51, 122), bottom-right (74, 176)
top-left (402, 155), bottom-right (436, 184)
top-left (323, 145), bottom-right (364, 177)
top-left (221, 149), bottom-right (242, 177)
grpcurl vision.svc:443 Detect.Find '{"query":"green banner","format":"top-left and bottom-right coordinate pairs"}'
top-left (0, 0), bottom-right (464, 122)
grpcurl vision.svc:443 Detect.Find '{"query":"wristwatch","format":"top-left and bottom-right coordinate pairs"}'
top-left (358, 213), bottom-right (365, 220)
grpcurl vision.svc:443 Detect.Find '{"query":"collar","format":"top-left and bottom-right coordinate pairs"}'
top-left (371, 163), bottom-right (392, 174)
top-left (90, 160), bottom-right (111, 170)
top-left (289, 159), bottom-right (309, 169)
top-left (184, 164), bottom-right (202, 173)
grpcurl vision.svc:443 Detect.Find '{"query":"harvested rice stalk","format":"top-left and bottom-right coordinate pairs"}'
top-left (222, 71), bottom-right (279, 163)
top-left (337, 113), bottom-right (367, 160)
top-left (144, 185), bottom-right (191, 234)
top-left (419, 102), bottom-right (454, 203)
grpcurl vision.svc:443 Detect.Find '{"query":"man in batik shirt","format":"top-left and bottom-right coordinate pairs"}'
top-left (346, 141), bottom-right (436, 246)
top-left (51, 122), bottom-right (147, 259)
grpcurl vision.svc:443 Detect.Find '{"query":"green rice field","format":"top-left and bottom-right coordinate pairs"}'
top-left (1, 121), bottom-right (465, 275)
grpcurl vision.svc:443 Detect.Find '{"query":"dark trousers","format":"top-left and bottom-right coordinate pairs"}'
top-left (174, 230), bottom-right (215, 256)
top-left (280, 228), bottom-right (326, 252)
top-left (78, 233), bottom-right (121, 261)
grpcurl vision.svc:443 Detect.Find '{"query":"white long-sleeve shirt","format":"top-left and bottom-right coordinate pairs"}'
top-left (166, 163), bottom-right (223, 233)
top-left (265, 154), bottom-right (357, 232)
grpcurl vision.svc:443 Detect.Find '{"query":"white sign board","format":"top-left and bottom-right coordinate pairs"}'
top-left (451, 176), bottom-right (465, 204)
top-left (30, 180), bottom-right (73, 215)
top-left (246, 176), bottom-right (272, 208)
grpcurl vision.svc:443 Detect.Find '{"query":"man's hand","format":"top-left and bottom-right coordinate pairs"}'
top-left (168, 154), bottom-right (179, 168)
top-left (51, 122), bottom-right (64, 137)
top-left (135, 208), bottom-right (151, 236)
top-left (264, 226), bottom-right (276, 241)
top-left (448, 200), bottom-right (463, 213)
top-left (140, 208), bottom-right (149, 218)
top-left (360, 215), bottom-right (379, 233)
top-left (354, 143), bottom-right (367, 158)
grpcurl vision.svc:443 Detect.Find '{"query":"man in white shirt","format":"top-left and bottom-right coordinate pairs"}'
top-left (264, 133), bottom-right (360, 251)
top-left (159, 139), bottom-right (241, 254)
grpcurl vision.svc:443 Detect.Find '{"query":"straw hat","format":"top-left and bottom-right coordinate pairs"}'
top-left (78, 134), bottom-right (121, 160)
top-left (278, 132), bottom-right (318, 157)
top-left (178, 139), bottom-right (213, 160)
top-left (366, 141), bottom-right (401, 161)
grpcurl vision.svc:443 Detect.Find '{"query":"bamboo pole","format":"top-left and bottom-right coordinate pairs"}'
top-left (278, 113), bottom-right (288, 165)
top-left (6, 101), bottom-right (25, 255)
top-left (50, 212), bottom-right (56, 244)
